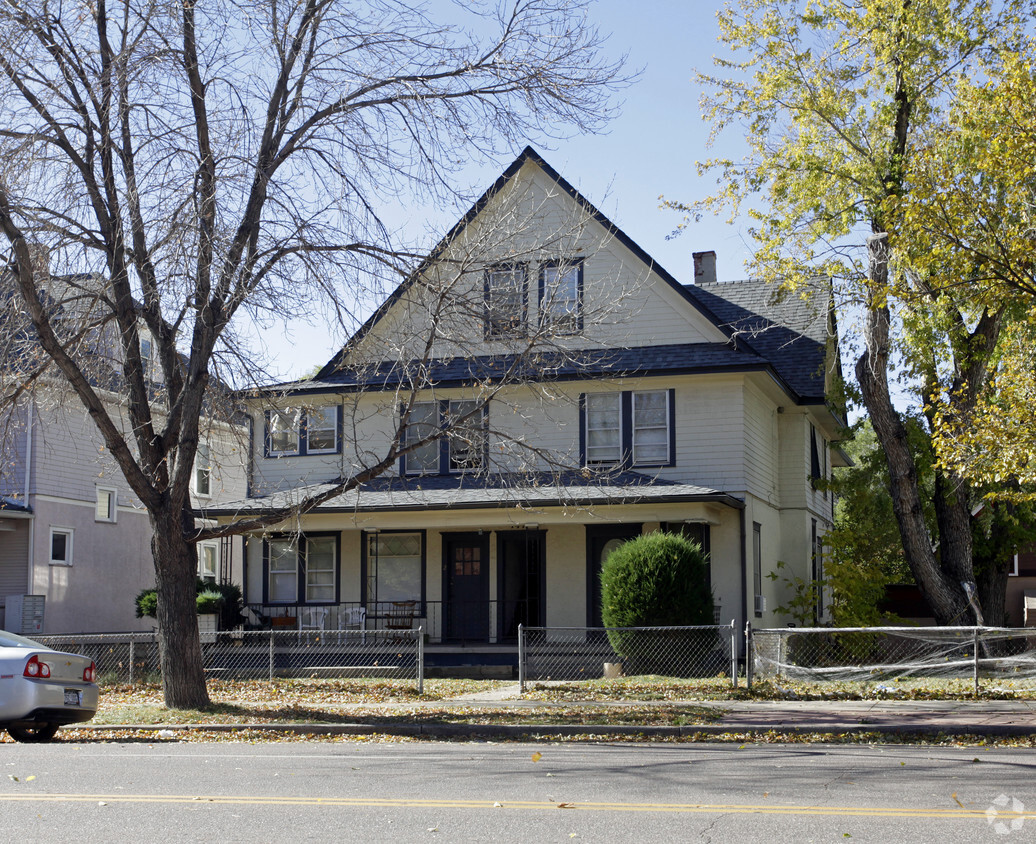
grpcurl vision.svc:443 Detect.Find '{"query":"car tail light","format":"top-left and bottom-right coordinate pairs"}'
top-left (24, 655), bottom-right (51, 679)
top-left (83, 662), bottom-right (96, 683)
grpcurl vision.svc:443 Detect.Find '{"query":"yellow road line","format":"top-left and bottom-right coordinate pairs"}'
top-left (0, 793), bottom-right (1030, 819)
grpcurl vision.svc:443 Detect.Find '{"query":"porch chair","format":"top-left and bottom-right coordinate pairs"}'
top-left (385, 600), bottom-right (417, 641)
top-left (299, 607), bottom-right (327, 631)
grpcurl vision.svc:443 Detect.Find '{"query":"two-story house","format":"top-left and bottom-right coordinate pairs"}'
top-left (209, 147), bottom-right (843, 661)
top-left (0, 273), bottom-right (247, 635)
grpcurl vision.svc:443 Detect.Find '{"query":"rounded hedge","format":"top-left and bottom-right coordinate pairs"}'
top-left (600, 532), bottom-right (713, 628)
top-left (600, 532), bottom-right (715, 675)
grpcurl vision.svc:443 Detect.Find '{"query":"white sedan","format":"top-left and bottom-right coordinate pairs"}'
top-left (0, 630), bottom-right (98, 742)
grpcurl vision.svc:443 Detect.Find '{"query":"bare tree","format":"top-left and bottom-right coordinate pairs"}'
top-left (0, 0), bottom-right (627, 708)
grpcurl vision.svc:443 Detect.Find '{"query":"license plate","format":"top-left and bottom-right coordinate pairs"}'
top-left (64, 689), bottom-right (81, 706)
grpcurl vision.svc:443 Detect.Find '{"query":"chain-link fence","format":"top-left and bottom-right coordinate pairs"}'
top-left (749, 625), bottom-right (1036, 694)
top-left (35, 629), bottom-right (424, 692)
top-left (518, 623), bottom-right (738, 691)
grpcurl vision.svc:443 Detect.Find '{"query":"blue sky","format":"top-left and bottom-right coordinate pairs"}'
top-left (263, 1), bottom-right (753, 380)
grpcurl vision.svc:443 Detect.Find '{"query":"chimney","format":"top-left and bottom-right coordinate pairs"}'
top-left (693, 250), bottom-right (717, 285)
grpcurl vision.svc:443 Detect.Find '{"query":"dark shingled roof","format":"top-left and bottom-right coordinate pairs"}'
top-left (268, 342), bottom-right (770, 395)
top-left (259, 148), bottom-right (832, 406)
top-left (203, 470), bottom-right (744, 517)
top-left (685, 279), bottom-right (830, 402)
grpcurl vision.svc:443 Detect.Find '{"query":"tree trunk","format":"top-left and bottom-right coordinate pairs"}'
top-left (856, 232), bottom-right (972, 625)
top-left (151, 505), bottom-right (210, 709)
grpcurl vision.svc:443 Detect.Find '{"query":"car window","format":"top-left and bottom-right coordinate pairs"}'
top-left (0, 630), bottom-right (44, 649)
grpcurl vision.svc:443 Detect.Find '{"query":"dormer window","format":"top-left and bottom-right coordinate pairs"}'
top-left (485, 264), bottom-right (527, 337)
top-left (539, 259), bottom-right (582, 332)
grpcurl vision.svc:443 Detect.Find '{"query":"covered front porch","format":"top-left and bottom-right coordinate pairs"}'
top-left (216, 472), bottom-right (747, 649)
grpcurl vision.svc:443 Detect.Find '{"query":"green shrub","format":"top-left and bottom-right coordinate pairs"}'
top-left (135, 579), bottom-right (245, 630)
top-left (600, 532), bottom-right (715, 675)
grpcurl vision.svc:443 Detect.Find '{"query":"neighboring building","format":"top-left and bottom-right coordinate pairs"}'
top-left (0, 279), bottom-right (247, 634)
top-left (208, 147), bottom-right (844, 656)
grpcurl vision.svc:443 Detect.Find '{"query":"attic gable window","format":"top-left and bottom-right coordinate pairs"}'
top-left (485, 264), bottom-right (527, 337)
top-left (539, 259), bottom-right (583, 332)
top-left (265, 406), bottom-right (341, 457)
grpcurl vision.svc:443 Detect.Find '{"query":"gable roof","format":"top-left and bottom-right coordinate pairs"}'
top-left (315, 146), bottom-right (736, 379)
top-left (283, 146), bottom-right (832, 406)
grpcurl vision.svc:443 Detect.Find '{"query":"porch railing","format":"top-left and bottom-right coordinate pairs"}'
top-left (244, 598), bottom-right (539, 645)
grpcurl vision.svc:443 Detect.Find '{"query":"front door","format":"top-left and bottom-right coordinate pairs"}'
top-left (586, 524), bottom-right (642, 627)
top-left (443, 533), bottom-right (490, 642)
top-left (497, 530), bottom-right (545, 640)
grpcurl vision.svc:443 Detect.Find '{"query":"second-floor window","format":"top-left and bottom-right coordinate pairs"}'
top-left (265, 406), bottom-right (341, 457)
top-left (539, 259), bottom-right (582, 332)
top-left (194, 443), bottom-right (212, 497)
top-left (485, 264), bottom-right (527, 337)
top-left (403, 400), bottom-right (487, 475)
top-left (582, 389), bottom-right (674, 468)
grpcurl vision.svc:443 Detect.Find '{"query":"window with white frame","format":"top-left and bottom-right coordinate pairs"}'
top-left (485, 264), bottom-right (527, 337)
top-left (632, 390), bottom-right (670, 464)
top-left (194, 443), bottom-right (212, 497)
top-left (268, 409), bottom-right (302, 456)
top-left (306, 537), bottom-right (337, 602)
top-left (140, 337), bottom-right (152, 377)
top-left (539, 260), bottom-right (582, 331)
top-left (268, 538), bottom-right (298, 602)
top-left (198, 542), bottom-right (218, 581)
top-left (266, 535), bottom-right (338, 604)
top-left (446, 400), bottom-right (486, 472)
top-left (266, 406), bottom-right (340, 457)
top-left (50, 527), bottom-right (73, 566)
top-left (583, 389), bottom-right (673, 467)
top-left (95, 487), bottom-right (117, 522)
top-left (404, 402), bottom-right (440, 474)
top-left (305, 406), bottom-right (338, 454)
top-left (403, 400), bottom-right (486, 474)
top-left (367, 532), bottom-right (423, 603)
top-left (585, 393), bottom-right (622, 464)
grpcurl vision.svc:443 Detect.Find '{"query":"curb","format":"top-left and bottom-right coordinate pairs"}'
top-left (77, 720), bottom-right (1036, 739)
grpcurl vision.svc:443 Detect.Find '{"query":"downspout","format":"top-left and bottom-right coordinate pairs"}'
top-left (24, 400), bottom-right (34, 594)
top-left (739, 506), bottom-right (747, 660)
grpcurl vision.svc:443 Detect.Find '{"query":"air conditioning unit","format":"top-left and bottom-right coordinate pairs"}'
top-left (754, 594), bottom-right (767, 614)
top-left (6, 594), bottom-right (45, 635)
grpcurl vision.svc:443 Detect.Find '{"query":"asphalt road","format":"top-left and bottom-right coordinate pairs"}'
top-left (2, 740), bottom-right (1036, 842)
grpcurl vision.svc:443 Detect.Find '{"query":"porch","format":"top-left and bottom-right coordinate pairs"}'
top-left (243, 598), bottom-right (539, 647)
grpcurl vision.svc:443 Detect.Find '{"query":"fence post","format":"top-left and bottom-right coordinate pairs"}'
top-left (517, 624), bottom-right (525, 693)
top-left (268, 630), bottom-right (275, 683)
top-left (128, 638), bottom-right (135, 685)
top-left (973, 627), bottom-right (980, 698)
top-left (417, 627), bottom-right (425, 695)
top-left (729, 621), bottom-right (737, 688)
top-left (745, 620), bottom-right (753, 690)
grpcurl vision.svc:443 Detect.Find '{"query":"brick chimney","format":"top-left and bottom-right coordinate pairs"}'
top-left (693, 250), bottom-right (717, 285)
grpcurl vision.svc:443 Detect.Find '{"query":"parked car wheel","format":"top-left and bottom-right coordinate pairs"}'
top-left (7, 723), bottom-right (60, 743)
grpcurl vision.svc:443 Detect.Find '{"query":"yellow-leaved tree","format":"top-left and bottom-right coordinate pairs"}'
top-left (672, 0), bottom-right (1036, 624)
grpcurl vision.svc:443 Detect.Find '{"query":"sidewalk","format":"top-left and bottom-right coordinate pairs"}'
top-left (79, 692), bottom-right (1036, 740)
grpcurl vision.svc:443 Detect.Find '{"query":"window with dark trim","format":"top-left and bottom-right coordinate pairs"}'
top-left (264, 534), bottom-right (340, 604)
top-left (539, 259), bottom-right (583, 332)
top-left (363, 531), bottom-right (425, 608)
top-left (402, 400), bottom-right (487, 475)
top-left (485, 264), bottom-right (527, 337)
top-left (580, 389), bottom-right (675, 468)
top-left (264, 405), bottom-right (341, 457)
top-left (811, 519), bottom-right (824, 622)
top-left (753, 522), bottom-right (763, 617)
